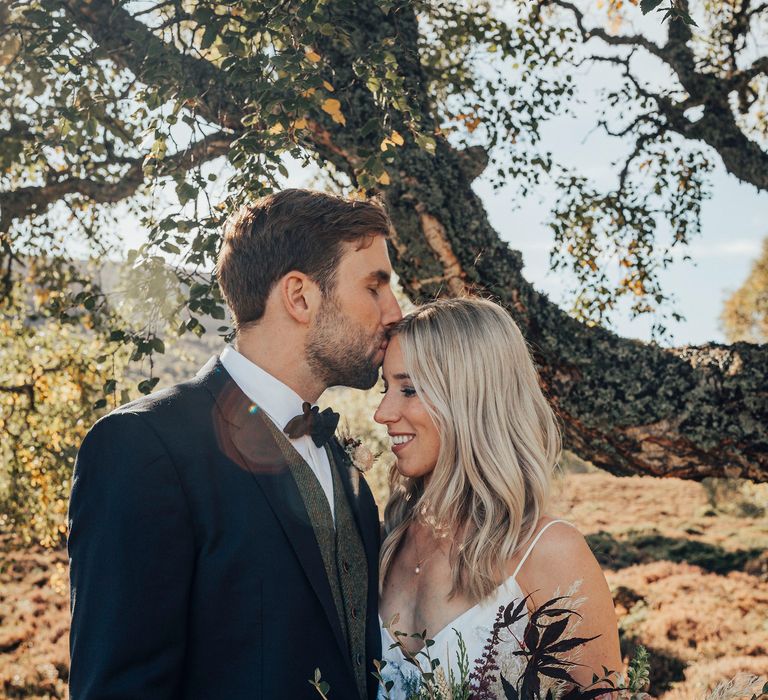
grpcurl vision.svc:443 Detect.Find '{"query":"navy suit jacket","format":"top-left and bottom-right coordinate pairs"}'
top-left (68, 357), bottom-right (382, 699)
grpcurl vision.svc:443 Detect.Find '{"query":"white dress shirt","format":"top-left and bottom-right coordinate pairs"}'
top-left (219, 345), bottom-right (335, 523)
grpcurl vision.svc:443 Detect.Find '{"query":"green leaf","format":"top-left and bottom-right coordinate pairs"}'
top-left (22, 9), bottom-right (51, 25)
top-left (210, 305), bottom-right (226, 320)
top-left (190, 283), bottom-right (208, 298)
top-left (415, 133), bottom-right (437, 155)
top-left (151, 337), bottom-right (165, 354)
top-left (366, 76), bottom-right (381, 94)
top-left (176, 182), bottom-right (199, 205)
top-left (138, 377), bottom-right (160, 395)
top-left (201, 23), bottom-right (219, 50)
top-left (161, 242), bottom-right (181, 255)
top-left (640, 0), bottom-right (664, 13)
top-left (360, 118), bottom-right (381, 137)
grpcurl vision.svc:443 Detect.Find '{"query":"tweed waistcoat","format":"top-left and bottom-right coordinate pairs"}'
top-left (328, 450), bottom-right (369, 698)
top-left (264, 419), bottom-right (369, 699)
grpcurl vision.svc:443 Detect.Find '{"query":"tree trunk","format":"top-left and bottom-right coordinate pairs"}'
top-left (386, 142), bottom-right (767, 482)
top-left (313, 2), bottom-right (768, 482)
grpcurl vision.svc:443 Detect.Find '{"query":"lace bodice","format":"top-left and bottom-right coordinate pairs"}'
top-left (377, 520), bottom-right (571, 699)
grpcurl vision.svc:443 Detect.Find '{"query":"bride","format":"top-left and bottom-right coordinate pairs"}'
top-left (374, 297), bottom-right (622, 698)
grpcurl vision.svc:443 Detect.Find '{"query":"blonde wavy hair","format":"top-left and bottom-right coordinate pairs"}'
top-left (379, 297), bottom-right (561, 601)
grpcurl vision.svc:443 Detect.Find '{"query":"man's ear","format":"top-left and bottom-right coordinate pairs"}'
top-left (279, 271), bottom-right (322, 325)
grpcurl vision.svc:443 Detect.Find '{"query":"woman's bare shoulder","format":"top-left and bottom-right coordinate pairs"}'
top-left (514, 516), bottom-right (623, 681)
top-left (514, 516), bottom-right (603, 597)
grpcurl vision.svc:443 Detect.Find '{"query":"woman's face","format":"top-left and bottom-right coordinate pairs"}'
top-left (374, 336), bottom-right (441, 480)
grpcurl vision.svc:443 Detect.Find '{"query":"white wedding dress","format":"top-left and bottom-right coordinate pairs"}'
top-left (377, 520), bottom-right (572, 699)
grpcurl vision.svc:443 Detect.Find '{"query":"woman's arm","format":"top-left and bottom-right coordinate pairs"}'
top-left (515, 519), bottom-right (623, 690)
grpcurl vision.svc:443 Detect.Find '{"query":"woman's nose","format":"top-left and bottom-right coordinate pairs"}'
top-left (374, 395), bottom-right (396, 425)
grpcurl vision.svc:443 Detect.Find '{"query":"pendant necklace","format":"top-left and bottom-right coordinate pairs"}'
top-left (412, 528), bottom-right (437, 575)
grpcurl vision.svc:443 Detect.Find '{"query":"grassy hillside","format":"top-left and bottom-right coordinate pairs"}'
top-left (1, 470), bottom-right (766, 699)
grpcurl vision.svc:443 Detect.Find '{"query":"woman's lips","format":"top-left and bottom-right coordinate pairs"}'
top-left (391, 435), bottom-right (415, 454)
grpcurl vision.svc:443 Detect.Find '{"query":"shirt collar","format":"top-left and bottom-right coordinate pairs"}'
top-left (220, 345), bottom-right (307, 430)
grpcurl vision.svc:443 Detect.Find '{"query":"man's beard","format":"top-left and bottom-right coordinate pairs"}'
top-left (306, 294), bottom-right (383, 390)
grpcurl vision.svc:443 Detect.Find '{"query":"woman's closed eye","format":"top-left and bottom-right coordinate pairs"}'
top-left (380, 383), bottom-right (416, 397)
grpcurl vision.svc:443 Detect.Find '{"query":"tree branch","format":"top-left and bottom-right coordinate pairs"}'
top-left (732, 56), bottom-right (768, 88)
top-left (565, 0), bottom-right (768, 191)
top-left (0, 132), bottom-right (233, 233)
top-left (0, 384), bottom-right (35, 410)
top-left (545, 0), bottom-right (665, 57)
top-left (58, 0), bottom-right (244, 129)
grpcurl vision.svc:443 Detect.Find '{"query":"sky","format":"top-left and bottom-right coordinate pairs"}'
top-left (471, 4), bottom-right (768, 346)
top-left (474, 101), bottom-right (768, 347)
top-left (115, 3), bottom-right (767, 348)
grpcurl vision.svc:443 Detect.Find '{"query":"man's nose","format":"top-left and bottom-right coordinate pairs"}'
top-left (382, 287), bottom-right (403, 327)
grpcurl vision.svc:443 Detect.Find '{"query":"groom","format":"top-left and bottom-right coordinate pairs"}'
top-left (68, 189), bottom-right (402, 699)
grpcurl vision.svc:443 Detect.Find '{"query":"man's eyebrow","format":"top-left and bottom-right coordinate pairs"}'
top-left (367, 269), bottom-right (391, 284)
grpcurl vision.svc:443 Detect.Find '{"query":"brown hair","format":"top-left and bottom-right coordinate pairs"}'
top-left (216, 189), bottom-right (391, 329)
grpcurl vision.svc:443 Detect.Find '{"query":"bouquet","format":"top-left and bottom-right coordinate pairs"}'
top-left (310, 593), bottom-right (768, 700)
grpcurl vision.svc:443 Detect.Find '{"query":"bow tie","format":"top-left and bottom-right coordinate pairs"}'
top-left (284, 402), bottom-right (340, 448)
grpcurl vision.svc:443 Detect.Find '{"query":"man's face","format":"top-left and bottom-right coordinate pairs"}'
top-left (306, 235), bottom-right (402, 390)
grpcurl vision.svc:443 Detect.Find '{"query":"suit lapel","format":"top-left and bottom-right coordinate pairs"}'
top-left (198, 358), bottom-right (350, 665)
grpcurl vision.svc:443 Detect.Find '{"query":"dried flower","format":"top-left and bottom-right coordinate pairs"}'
top-left (434, 666), bottom-right (453, 700)
top-left (349, 441), bottom-right (375, 472)
top-left (338, 428), bottom-right (376, 473)
top-left (702, 674), bottom-right (767, 700)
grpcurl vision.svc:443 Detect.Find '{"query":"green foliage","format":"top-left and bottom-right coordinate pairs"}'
top-left (550, 144), bottom-right (711, 332)
top-left (641, 0), bottom-right (698, 26)
top-left (0, 255), bottom-right (209, 543)
top-left (309, 667), bottom-right (331, 698)
top-left (349, 597), bottom-right (655, 699)
top-left (626, 644), bottom-right (651, 695)
top-left (2, 0), bottom-right (433, 387)
top-left (2, 0), bottom-right (762, 357)
top-left (620, 635), bottom-right (685, 695)
top-left (0, 277), bottom-right (118, 546)
top-left (721, 237), bottom-right (768, 344)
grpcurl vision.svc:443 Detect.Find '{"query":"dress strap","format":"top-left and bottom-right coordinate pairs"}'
top-left (512, 519), bottom-right (573, 579)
